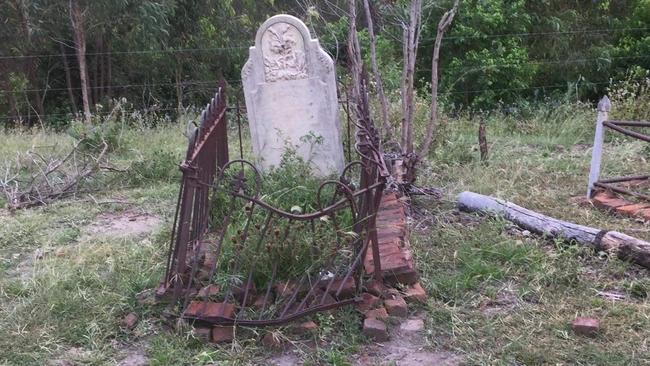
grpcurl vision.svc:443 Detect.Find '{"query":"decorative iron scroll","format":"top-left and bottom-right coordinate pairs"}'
top-left (157, 76), bottom-right (388, 327)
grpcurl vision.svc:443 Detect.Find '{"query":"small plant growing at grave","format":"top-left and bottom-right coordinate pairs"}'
top-left (206, 147), bottom-right (356, 309)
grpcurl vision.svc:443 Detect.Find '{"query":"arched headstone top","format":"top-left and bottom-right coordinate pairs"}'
top-left (241, 14), bottom-right (344, 176)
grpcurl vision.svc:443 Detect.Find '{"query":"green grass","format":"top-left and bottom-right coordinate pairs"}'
top-left (1, 100), bottom-right (650, 365)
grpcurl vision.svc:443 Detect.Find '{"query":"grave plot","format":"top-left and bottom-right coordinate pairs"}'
top-left (153, 14), bottom-right (428, 343)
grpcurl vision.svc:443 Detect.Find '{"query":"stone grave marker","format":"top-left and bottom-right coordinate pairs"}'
top-left (242, 14), bottom-right (345, 176)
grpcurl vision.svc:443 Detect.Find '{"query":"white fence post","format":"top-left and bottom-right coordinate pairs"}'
top-left (587, 96), bottom-right (611, 198)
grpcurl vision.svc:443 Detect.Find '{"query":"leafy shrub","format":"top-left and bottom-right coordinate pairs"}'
top-left (128, 149), bottom-right (181, 185)
top-left (67, 120), bottom-right (123, 153)
top-left (608, 67), bottom-right (650, 121)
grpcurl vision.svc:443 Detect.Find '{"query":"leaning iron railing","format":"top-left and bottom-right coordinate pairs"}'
top-left (157, 77), bottom-right (388, 327)
top-left (587, 96), bottom-right (650, 200)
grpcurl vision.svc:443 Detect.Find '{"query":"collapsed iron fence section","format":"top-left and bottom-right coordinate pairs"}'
top-left (587, 96), bottom-right (650, 200)
top-left (157, 78), bottom-right (388, 327)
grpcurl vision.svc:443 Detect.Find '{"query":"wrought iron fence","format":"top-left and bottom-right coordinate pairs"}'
top-left (157, 77), bottom-right (389, 326)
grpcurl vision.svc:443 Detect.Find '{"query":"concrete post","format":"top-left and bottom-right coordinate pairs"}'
top-left (587, 96), bottom-right (611, 198)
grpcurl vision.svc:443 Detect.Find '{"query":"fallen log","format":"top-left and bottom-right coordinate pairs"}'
top-left (457, 191), bottom-right (650, 269)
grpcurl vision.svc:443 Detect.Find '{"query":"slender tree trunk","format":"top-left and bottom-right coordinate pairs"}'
top-left (362, 0), bottom-right (390, 136)
top-left (417, 0), bottom-right (458, 158)
top-left (478, 118), bottom-right (488, 163)
top-left (15, 0), bottom-right (44, 125)
top-left (60, 42), bottom-right (78, 114)
top-left (175, 65), bottom-right (183, 114)
top-left (400, 0), bottom-right (421, 156)
top-left (8, 95), bottom-right (19, 125)
top-left (106, 38), bottom-right (112, 98)
top-left (347, 0), bottom-right (362, 103)
top-left (91, 36), bottom-right (100, 105)
top-left (69, 0), bottom-right (91, 123)
top-left (98, 34), bottom-right (105, 102)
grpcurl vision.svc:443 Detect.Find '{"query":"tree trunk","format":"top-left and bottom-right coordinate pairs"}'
top-left (400, 0), bottom-right (421, 156)
top-left (457, 191), bottom-right (650, 269)
top-left (175, 65), bottom-right (183, 114)
top-left (416, 0), bottom-right (458, 158)
top-left (362, 0), bottom-right (390, 136)
top-left (98, 34), bottom-right (105, 103)
top-left (14, 0), bottom-right (44, 125)
top-left (478, 119), bottom-right (488, 163)
top-left (106, 38), bottom-right (112, 98)
top-left (60, 42), bottom-right (78, 114)
top-left (347, 0), bottom-right (362, 104)
top-left (69, 0), bottom-right (92, 123)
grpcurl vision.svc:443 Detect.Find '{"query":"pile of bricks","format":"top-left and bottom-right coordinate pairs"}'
top-left (359, 191), bottom-right (427, 341)
top-left (359, 280), bottom-right (426, 341)
top-left (591, 189), bottom-right (650, 221)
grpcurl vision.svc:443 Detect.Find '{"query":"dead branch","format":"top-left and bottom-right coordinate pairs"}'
top-left (416, 0), bottom-right (459, 158)
top-left (1, 139), bottom-right (112, 210)
top-left (362, 0), bottom-right (391, 136)
top-left (458, 191), bottom-right (650, 270)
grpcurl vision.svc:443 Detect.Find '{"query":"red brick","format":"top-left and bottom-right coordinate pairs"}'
top-left (184, 301), bottom-right (235, 318)
top-left (637, 208), bottom-right (650, 221)
top-left (404, 283), bottom-right (427, 303)
top-left (233, 280), bottom-right (256, 306)
top-left (321, 277), bottom-right (356, 299)
top-left (384, 296), bottom-right (408, 317)
top-left (365, 307), bottom-right (389, 321)
top-left (365, 280), bottom-right (386, 297)
top-left (363, 318), bottom-right (389, 341)
top-left (616, 203), bottom-right (650, 216)
top-left (309, 290), bottom-right (336, 307)
top-left (571, 317), bottom-right (600, 337)
top-left (262, 332), bottom-right (283, 348)
top-left (591, 192), bottom-right (630, 209)
top-left (275, 281), bottom-right (302, 298)
top-left (211, 325), bottom-right (234, 343)
top-left (356, 292), bottom-right (382, 313)
top-left (121, 313), bottom-right (138, 330)
top-left (197, 284), bottom-right (220, 298)
top-left (383, 287), bottom-right (401, 299)
top-left (387, 269), bottom-right (419, 286)
top-left (292, 321), bottom-right (318, 335)
top-left (252, 294), bottom-right (272, 310)
top-left (192, 326), bottom-right (212, 341)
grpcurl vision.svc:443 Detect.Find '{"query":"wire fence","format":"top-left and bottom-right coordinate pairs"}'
top-left (1, 26), bottom-right (649, 60)
top-left (1, 27), bottom-right (648, 122)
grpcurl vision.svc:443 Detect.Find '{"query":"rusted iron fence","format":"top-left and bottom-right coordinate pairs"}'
top-left (157, 78), bottom-right (388, 327)
top-left (588, 96), bottom-right (650, 200)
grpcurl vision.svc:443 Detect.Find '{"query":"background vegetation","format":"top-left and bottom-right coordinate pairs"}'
top-left (1, 0), bottom-right (649, 127)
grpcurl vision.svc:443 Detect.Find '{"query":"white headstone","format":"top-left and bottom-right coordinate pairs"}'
top-left (242, 14), bottom-right (345, 176)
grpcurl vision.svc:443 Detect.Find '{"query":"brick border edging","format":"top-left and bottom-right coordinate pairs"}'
top-left (591, 189), bottom-right (650, 220)
top-left (364, 192), bottom-right (419, 285)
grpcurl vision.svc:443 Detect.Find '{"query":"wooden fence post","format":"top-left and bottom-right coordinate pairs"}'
top-left (587, 96), bottom-right (611, 198)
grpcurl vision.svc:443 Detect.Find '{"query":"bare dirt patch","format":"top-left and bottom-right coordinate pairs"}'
top-left (84, 210), bottom-right (161, 238)
top-left (353, 314), bottom-right (463, 366)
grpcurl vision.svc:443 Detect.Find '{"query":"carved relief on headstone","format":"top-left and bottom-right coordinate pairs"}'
top-left (242, 14), bottom-right (345, 176)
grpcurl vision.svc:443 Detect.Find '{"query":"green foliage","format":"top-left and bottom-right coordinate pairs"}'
top-left (128, 149), bottom-right (181, 185)
top-left (67, 120), bottom-right (123, 153)
top-left (208, 147), bottom-right (355, 291)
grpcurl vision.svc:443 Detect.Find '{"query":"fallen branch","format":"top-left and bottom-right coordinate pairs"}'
top-left (1, 139), bottom-right (112, 210)
top-left (457, 191), bottom-right (650, 269)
